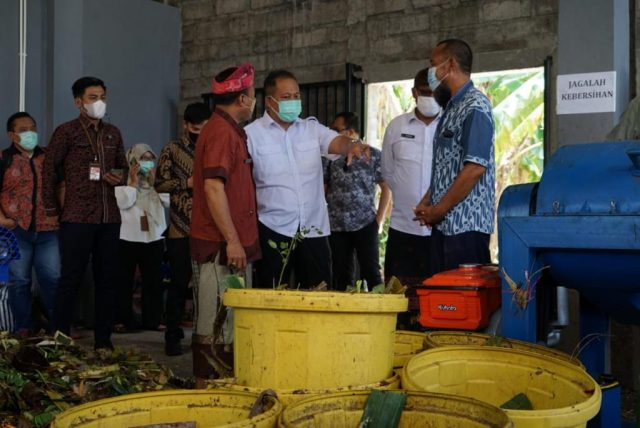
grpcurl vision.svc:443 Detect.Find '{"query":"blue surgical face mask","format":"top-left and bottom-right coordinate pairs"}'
top-left (427, 58), bottom-right (450, 91)
top-left (270, 97), bottom-right (302, 122)
top-left (139, 160), bottom-right (155, 174)
top-left (18, 131), bottom-right (38, 151)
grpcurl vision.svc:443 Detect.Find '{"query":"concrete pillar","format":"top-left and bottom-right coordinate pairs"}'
top-left (557, 0), bottom-right (630, 145)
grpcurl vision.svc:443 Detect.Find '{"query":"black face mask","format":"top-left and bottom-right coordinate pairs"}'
top-left (188, 132), bottom-right (200, 143)
top-left (434, 84), bottom-right (452, 109)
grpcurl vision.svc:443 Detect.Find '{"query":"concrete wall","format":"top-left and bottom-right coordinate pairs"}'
top-left (557, 0), bottom-right (630, 146)
top-left (1, 0), bottom-right (180, 155)
top-left (178, 0), bottom-right (558, 110)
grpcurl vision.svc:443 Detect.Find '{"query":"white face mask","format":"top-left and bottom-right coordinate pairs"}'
top-left (417, 96), bottom-right (440, 117)
top-left (84, 100), bottom-right (107, 119)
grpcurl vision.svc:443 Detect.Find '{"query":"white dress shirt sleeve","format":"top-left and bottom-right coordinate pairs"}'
top-left (315, 120), bottom-right (339, 155)
top-left (381, 119), bottom-right (396, 186)
top-left (115, 186), bottom-right (137, 210)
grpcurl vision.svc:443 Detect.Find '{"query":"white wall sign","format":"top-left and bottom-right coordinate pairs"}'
top-left (557, 71), bottom-right (616, 115)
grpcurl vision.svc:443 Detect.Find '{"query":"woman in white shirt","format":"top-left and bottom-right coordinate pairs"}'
top-left (114, 143), bottom-right (169, 332)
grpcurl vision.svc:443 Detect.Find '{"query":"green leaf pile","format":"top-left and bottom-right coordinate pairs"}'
top-left (0, 332), bottom-right (187, 427)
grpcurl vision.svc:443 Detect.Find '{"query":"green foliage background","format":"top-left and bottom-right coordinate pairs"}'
top-left (370, 67), bottom-right (545, 266)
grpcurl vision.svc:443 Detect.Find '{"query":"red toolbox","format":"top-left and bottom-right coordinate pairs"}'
top-left (416, 264), bottom-right (501, 330)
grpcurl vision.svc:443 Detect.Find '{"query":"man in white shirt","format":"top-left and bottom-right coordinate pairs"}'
top-left (245, 69), bottom-right (368, 289)
top-left (381, 68), bottom-right (440, 286)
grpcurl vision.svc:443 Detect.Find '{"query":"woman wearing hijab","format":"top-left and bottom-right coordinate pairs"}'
top-left (114, 144), bottom-right (169, 332)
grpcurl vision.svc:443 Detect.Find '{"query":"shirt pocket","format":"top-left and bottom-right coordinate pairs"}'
top-left (294, 140), bottom-right (320, 168)
top-left (434, 127), bottom-right (460, 157)
top-left (255, 143), bottom-right (287, 179)
top-left (394, 138), bottom-right (422, 162)
top-left (102, 140), bottom-right (120, 168)
top-left (73, 141), bottom-right (96, 162)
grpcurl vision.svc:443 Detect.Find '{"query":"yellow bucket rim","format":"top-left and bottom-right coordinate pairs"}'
top-left (209, 372), bottom-right (400, 397)
top-left (402, 346), bottom-right (602, 422)
top-left (51, 389), bottom-right (282, 428)
top-left (278, 389), bottom-right (512, 427)
top-left (224, 288), bottom-right (408, 313)
top-left (424, 331), bottom-right (584, 368)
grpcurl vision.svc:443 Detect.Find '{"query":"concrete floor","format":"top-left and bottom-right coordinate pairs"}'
top-left (75, 327), bottom-right (194, 379)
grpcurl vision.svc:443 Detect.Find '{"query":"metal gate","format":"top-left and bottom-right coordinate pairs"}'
top-left (202, 63), bottom-right (366, 135)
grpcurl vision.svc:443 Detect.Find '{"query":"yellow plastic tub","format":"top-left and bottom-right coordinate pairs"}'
top-left (393, 330), bottom-right (426, 368)
top-left (278, 390), bottom-right (513, 427)
top-left (51, 389), bottom-right (282, 428)
top-left (424, 331), bottom-right (584, 367)
top-left (402, 347), bottom-right (601, 428)
top-left (224, 289), bottom-right (408, 390)
top-left (209, 373), bottom-right (400, 406)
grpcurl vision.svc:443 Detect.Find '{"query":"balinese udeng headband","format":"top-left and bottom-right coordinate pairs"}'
top-left (211, 63), bottom-right (255, 94)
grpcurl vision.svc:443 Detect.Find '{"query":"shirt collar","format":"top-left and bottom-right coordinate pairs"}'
top-left (182, 134), bottom-right (195, 149)
top-left (214, 108), bottom-right (247, 140)
top-left (7, 143), bottom-right (44, 158)
top-left (261, 110), bottom-right (300, 130)
top-left (408, 109), bottom-right (442, 125)
top-left (78, 114), bottom-right (102, 131)
top-left (448, 80), bottom-right (474, 106)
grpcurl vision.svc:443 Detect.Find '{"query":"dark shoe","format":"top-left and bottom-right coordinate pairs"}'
top-left (165, 341), bottom-right (183, 356)
top-left (165, 327), bottom-right (185, 342)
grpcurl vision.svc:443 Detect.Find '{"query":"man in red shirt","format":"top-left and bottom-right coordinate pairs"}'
top-left (189, 64), bottom-right (259, 387)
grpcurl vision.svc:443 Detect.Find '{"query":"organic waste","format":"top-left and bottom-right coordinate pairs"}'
top-left (0, 331), bottom-right (188, 427)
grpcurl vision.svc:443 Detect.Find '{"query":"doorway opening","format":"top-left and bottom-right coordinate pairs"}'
top-left (367, 67), bottom-right (546, 260)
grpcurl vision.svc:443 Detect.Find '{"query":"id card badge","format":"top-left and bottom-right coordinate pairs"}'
top-left (89, 162), bottom-right (101, 181)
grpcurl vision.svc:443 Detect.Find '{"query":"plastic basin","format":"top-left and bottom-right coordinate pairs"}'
top-left (209, 372), bottom-right (400, 406)
top-left (51, 389), bottom-right (282, 428)
top-left (393, 330), bottom-right (426, 368)
top-left (402, 346), bottom-right (601, 427)
top-left (278, 390), bottom-right (512, 427)
top-left (224, 289), bottom-right (408, 390)
top-left (424, 331), bottom-right (584, 368)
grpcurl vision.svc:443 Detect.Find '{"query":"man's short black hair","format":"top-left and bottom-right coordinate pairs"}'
top-left (72, 76), bottom-right (106, 98)
top-left (263, 70), bottom-right (298, 96)
top-left (437, 39), bottom-right (473, 74)
top-left (335, 112), bottom-right (359, 134)
top-left (6, 112), bottom-right (35, 132)
top-left (213, 67), bottom-right (249, 106)
top-left (184, 102), bottom-right (212, 124)
top-left (414, 68), bottom-right (429, 89)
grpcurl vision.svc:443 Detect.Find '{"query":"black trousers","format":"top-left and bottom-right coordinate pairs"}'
top-left (53, 222), bottom-right (120, 347)
top-left (384, 228), bottom-right (433, 281)
top-left (164, 237), bottom-right (192, 342)
top-left (329, 220), bottom-right (382, 291)
top-left (255, 222), bottom-right (332, 289)
top-left (116, 239), bottom-right (165, 329)
top-left (430, 228), bottom-right (491, 273)
top-left (384, 227), bottom-right (433, 329)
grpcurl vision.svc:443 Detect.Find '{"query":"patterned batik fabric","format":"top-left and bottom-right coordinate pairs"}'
top-left (323, 147), bottom-right (383, 232)
top-left (155, 136), bottom-right (195, 238)
top-left (430, 81), bottom-right (496, 236)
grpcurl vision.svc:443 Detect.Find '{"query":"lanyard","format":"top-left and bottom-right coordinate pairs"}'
top-left (80, 121), bottom-right (103, 162)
